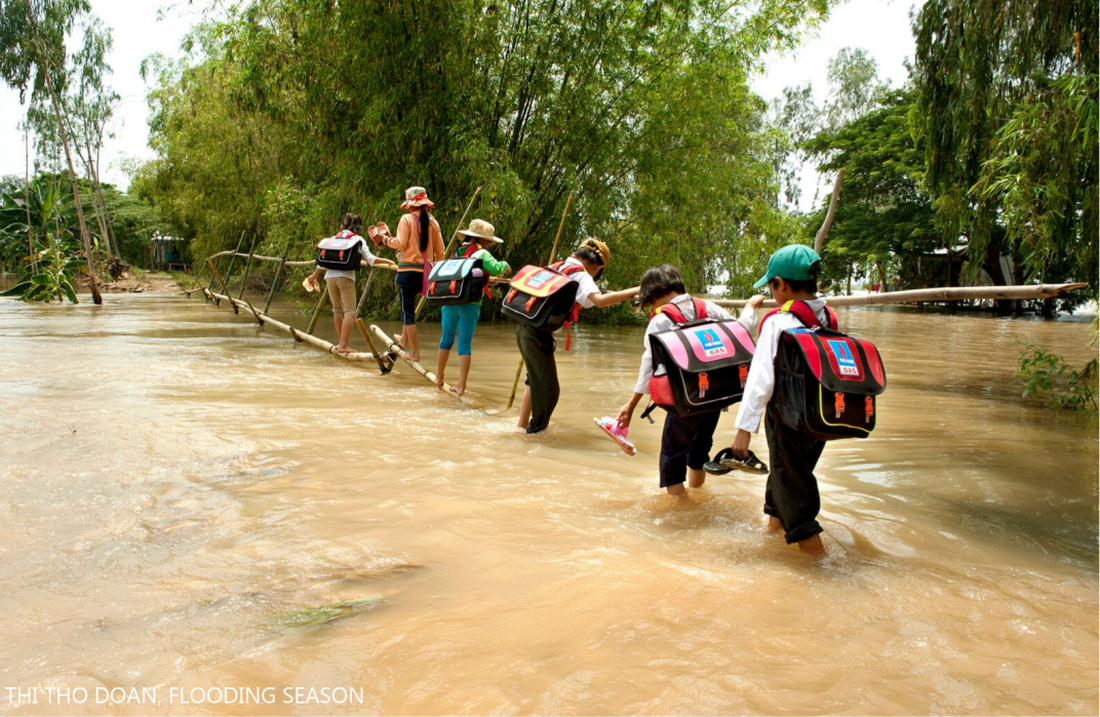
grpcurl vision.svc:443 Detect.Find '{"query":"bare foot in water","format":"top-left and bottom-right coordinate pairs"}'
top-left (797, 534), bottom-right (827, 557)
top-left (335, 345), bottom-right (354, 355)
top-left (435, 373), bottom-right (445, 389)
top-left (453, 384), bottom-right (466, 397)
top-left (764, 516), bottom-right (783, 533)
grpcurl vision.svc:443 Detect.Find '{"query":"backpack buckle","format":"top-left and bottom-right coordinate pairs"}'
top-left (834, 391), bottom-right (846, 418)
top-left (698, 372), bottom-right (709, 398)
top-left (865, 396), bottom-right (874, 422)
top-left (449, 280), bottom-right (457, 293)
top-left (738, 364), bottom-right (748, 387)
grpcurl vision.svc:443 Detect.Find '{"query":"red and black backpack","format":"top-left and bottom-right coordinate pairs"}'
top-left (767, 300), bottom-right (887, 440)
top-left (643, 297), bottom-right (756, 417)
top-left (502, 261), bottom-right (587, 348)
top-left (425, 243), bottom-right (488, 305)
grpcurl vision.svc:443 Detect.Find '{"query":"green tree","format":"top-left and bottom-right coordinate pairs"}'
top-left (913, 0), bottom-right (1098, 307)
top-left (135, 0), bottom-right (835, 317)
top-left (805, 88), bottom-right (938, 291)
top-left (0, 0), bottom-right (103, 302)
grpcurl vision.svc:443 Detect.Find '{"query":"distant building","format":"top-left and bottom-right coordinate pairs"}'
top-left (150, 233), bottom-right (187, 271)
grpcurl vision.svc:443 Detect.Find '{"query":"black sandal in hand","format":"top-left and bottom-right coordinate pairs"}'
top-left (720, 449), bottom-right (769, 475)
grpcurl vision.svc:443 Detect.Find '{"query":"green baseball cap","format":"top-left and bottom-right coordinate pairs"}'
top-left (753, 244), bottom-right (822, 288)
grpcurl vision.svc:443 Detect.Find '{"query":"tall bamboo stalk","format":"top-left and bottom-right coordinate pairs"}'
top-left (503, 191), bottom-right (574, 410)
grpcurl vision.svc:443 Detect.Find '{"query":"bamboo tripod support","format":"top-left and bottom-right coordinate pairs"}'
top-left (353, 266), bottom-right (393, 374)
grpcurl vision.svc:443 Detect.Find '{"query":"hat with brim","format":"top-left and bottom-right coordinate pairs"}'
top-left (400, 186), bottom-right (435, 210)
top-left (754, 244), bottom-right (822, 289)
top-left (457, 218), bottom-right (503, 243)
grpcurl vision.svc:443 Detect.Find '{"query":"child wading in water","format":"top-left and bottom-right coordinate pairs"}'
top-left (376, 187), bottom-right (446, 363)
top-left (303, 213), bottom-right (395, 354)
top-left (617, 264), bottom-right (763, 495)
top-left (731, 244), bottom-right (832, 556)
top-left (516, 238), bottom-right (639, 434)
top-left (435, 218), bottom-right (512, 396)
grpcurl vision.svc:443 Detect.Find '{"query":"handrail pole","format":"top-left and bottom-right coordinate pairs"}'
top-left (236, 232), bottom-right (257, 301)
top-left (262, 240), bottom-right (293, 320)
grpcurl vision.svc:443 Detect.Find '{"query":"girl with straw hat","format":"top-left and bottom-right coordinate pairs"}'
top-left (434, 218), bottom-right (512, 397)
top-left (374, 187), bottom-right (446, 363)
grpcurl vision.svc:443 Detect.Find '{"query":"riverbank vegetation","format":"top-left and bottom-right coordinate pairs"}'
top-left (1, 1), bottom-right (1096, 328)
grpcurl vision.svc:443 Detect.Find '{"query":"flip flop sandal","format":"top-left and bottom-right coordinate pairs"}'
top-left (593, 417), bottom-right (637, 456)
top-left (719, 449), bottom-right (769, 475)
top-left (302, 276), bottom-right (318, 293)
top-left (703, 448), bottom-right (737, 476)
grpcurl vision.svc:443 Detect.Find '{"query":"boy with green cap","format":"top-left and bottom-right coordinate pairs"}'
top-left (730, 244), bottom-right (836, 557)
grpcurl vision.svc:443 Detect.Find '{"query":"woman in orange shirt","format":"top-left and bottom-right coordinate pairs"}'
top-left (376, 186), bottom-right (446, 363)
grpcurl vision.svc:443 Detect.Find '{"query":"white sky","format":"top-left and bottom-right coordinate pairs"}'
top-left (0, 0), bottom-right (922, 193)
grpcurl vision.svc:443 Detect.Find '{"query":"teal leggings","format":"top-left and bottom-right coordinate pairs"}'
top-left (439, 303), bottom-right (481, 355)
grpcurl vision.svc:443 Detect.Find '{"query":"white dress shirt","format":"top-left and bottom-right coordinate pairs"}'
top-left (734, 298), bottom-right (830, 433)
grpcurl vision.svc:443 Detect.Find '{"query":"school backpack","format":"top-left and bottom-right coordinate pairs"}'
top-left (315, 230), bottom-right (363, 271)
top-left (502, 261), bottom-right (586, 344)
top-left (644, 298), bottom-right (756, 417)
top-left (767, 300), bottom-right (887, 440)
top-left (425, 244), bottom-right (488, 305)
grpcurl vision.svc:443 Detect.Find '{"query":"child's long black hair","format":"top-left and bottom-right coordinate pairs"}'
top-left (418, 206), bottom-right (430, 253)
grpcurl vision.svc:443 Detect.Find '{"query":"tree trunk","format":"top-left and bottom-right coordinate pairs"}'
top-left (43, 68), bottom-right (101, 304)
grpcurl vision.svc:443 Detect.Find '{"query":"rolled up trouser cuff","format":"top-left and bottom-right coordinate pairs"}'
top-left (784, 519), bottom-right (823, 545)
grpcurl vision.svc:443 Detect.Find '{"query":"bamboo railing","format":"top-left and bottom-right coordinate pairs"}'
top-left (184, 240), bottom-right (1088, 416)
top-left (712, 283), bottom-right (1087, 309)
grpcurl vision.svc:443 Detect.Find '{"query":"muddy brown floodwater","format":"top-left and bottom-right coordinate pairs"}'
top-left (0, 291), bottom-right (1096, 716)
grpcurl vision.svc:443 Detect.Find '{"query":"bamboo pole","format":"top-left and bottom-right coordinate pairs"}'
top-left (262, 240), bottom-right (293, 318)
top-left (503, 191), bottom-right (575, 411)
top-left (207, 258), bottom-right (233, 309)
top-left (353, 266), bottom-right (393, 374)
top-left (204, 288), bottom-right (379, 362)
top-left (187, 230), bottom-right (225, 293)
top-left (236, 233), bottom-right (257, 301)
top-left (305, 286), bottom-right (328, 337)
top-left (369, 324), bottom-right (478, 408)
top-left (712, 283), bottom-right (1088, 309)
top-left (219, 231), bottom-right (247, 313)
top-left (414, 185), bottom-right (483, 320)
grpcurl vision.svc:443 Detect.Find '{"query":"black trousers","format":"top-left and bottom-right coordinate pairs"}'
top-left (516, 323), bottom-right (558, 434)
top-left (764, 402), bottom-right (826, 544)
top-left (659, 409), bottom-right (722, 488)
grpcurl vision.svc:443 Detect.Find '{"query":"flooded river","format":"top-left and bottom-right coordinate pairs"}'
top-left (0, 292), bottom-right (1096, 715)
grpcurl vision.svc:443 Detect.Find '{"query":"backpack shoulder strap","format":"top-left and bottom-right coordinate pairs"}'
top-left (760, 300), bottom-right (823, 331)
top-left (460, 242), bottom-right (479, 259)
top-left (653, 303), bottom-right (688, 324)
top-left (823, 305), bottom-right (839, 330)
top-left (692, 297), bottom-right (708, 320)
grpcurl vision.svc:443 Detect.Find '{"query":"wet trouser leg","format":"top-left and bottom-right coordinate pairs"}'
top-left (764, 403), bottom-right (826, 544)
top-left (659, 409), bottom-right (722, 488)
top-left (516, 323), bottom-right (558, 434)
